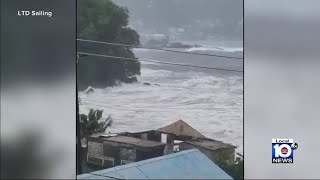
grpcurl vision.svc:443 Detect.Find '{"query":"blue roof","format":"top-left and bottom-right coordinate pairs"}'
top-left (78, 149), bottom-right (233, 179)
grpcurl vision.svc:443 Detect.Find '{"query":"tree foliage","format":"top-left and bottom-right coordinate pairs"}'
top-left (79, 109), bottom-right (112, 140)
top-left (77, 0), bottom-right (140, 90)
top-left (216, 152), bottom-right (244, 179)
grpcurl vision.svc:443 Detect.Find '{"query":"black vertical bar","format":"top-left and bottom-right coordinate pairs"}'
top-left (242, 0), bottom-right (244, 179)
top-left (76, 0), bottom-right (82, 175)
top-left (76, 87), bottom-right (82, 174)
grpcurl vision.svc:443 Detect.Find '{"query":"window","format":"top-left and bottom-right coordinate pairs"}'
top-left (161, 133), bottom-right (167, 143)
top-left (87, 155), bottom-right (103, 166)
top-left (174, 145), bottom-right (180, 152)
top-left (103, 157), bottom-right (115, 167)
top-left (87, 155), bottom-right (115, 167)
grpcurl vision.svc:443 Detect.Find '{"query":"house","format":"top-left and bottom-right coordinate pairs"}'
top-left (78, 149), bottom-right (233, 179)
top-left (86, 135), bottom-right (166, 168)
top-left (86, 119), bottom-right (236, 169)
top-left (156, 120), bottom-right (236, 164)
top-left (179, 138), bottom-right (236, 164)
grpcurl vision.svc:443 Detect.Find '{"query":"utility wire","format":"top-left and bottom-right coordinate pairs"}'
top-left (77, 52), bottom-right (243, 73)
top-left (77, 38), bottom-right (243, 59)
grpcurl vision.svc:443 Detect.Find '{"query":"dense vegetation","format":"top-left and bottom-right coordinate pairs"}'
top-left (77, 0), bottom-right (140, 91)
top-left (79, 109), bottom-right (112, 143)
top-left (216, 152), bottom-right (244, 179)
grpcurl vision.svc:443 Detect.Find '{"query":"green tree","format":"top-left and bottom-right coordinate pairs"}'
top-left (77, 0), bottom-right (140, 91)
top-left (216, 152), bottom-right (244, 179)
top-left (228, 153), bottom-right (244, 179)
top-left (79, 109), bottom-right (112, 143)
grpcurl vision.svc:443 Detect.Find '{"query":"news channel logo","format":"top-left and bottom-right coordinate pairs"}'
top-left (272, 139), bottom-right (298, 163)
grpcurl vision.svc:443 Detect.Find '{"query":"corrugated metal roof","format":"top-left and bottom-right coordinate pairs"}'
top-left (102, 136), bottom-right (165, 148)
top-left (184, 138), bottom-right (236, 151)
top-left (77, 149), bottom-right (233, 179)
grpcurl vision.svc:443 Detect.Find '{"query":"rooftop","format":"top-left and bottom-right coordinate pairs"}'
top-left (102, 136), bottom-right (165, 148)
top-left (77, 149), bottom-right (233, 179)
top-left (157, 119), bottom-right (206, 138)
top-left (184, 138), bottom-right (236, 151)
top-left (91, 132), bottom-right (119, 138)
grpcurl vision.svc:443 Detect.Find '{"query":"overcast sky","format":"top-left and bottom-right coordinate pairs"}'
top-left (114, 0), bottom-right (243, 41)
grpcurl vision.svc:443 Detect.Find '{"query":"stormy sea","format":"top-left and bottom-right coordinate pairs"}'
top-left (79, 40), bottom-right (243, 153)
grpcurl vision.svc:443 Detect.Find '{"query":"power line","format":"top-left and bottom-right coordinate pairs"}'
top-left (77, 38), bottom-right (243, 60)
top-left (77, 52), bottom-right (243, 73)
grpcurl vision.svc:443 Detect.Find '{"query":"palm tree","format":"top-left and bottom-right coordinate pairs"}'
top-left (79, 109), bottom-right (112, 146)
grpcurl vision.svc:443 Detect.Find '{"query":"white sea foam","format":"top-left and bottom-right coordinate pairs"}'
top-left (219, 47), bottom-right (244, 52)
top-left (79, 66), bottom-right (243, 153)
top-left (186, 46), bottom-right (243, 53)
top-left (80, 41), bottom-right (243, 152)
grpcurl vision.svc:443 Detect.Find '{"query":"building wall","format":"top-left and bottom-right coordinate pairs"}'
top-left (179, 143), bottom-right (235, 164)
top-left (145, 131), bottom-right (162, 142)
top-left (102, 141), bottom-right (138, 167)
top-left (136, 146), bottom-right (164, 161)
top-left (120, 148), bottom-right (136, 164)
top-left (102, 141), bottom-right (165, 167)
top-left (88, 141), bottom-right (103, 157)
top-left (86, 140), bottom-right (135, 167)
top-left (87, 137), bottom-right (166, 168)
